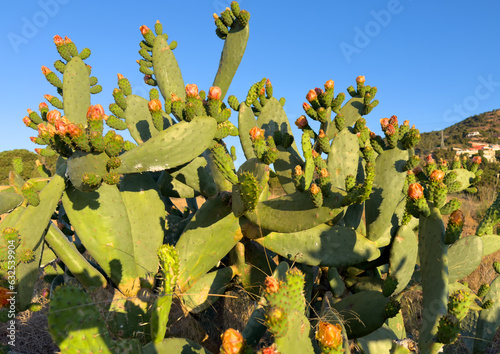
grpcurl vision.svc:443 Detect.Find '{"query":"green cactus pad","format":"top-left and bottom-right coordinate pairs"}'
top-left (255, 224), bottom-right (379, 267)
top-left (0, 188), bottom-right (23, 214)
top-left (48, 286), bottom-right (113, 353)
top-left (479, 234), bottom-right (500, 256)
top-left (244, 188), bottom-right (346, 233)
top-left (274, 146), bottom-right (304, 195)
top-left (176, 195), bottom-right (242, 292)
top-left (157, 171), bottom-right (199, 198)
top-left (418, 205), bottom-right (449, 353)
top-left (181, 267), bottom-right (234, 314)
top-left (238, 102), bottom-right (258, 159)
top-left (142, 338), bottom-right (213, 354)
top-left (44, 222), bottom-right (106, 289)
top-left (62, 183), bottom-right (139, 296)
top-left (115, 117), bottom-right (216, 174)
top-left (152, 34), bottom-right (186, 101)
top-left (447, 235), bottom-right (483, 283)
top-left (166, 156), bottom-right (217, 198)
top-left (327, 128), bottom-right (360, 190)
top-left (388, 223), bottom-right (418, 294)
top-left (325, 96), bottom-right (365, 140)
top-left (473, 275), bottom-right (500, 353)
top-left (120, 173), bottom-right (165, 279)
top-left (332, 290), bottom-right (389, 338)
top-left (446, 168), bottom-right (475, 192)
top-left (213, 16), bottom-right (249, 100)
top-left (13, 163), bottom-right (66, 310)
top-left (124, 94), bottom-right (160, 144)
top-left (365, 146), bottom-right (408, 247)
top-left (62, 57), bottom-right (91, 126)
top-left (67, 151), bottom-right (108, 192)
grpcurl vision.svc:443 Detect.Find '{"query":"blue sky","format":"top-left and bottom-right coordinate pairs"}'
top-left (1, 0), bottom-right (499, 158)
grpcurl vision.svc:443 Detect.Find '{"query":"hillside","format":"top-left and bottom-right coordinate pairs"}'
top-left (416, 109), bottom-right (500, 158)
top-left (0, 149), bottom-right (57, 185)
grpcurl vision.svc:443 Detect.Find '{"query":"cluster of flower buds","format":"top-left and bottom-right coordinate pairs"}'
top-left (302, 79), bottom-right (345, 123)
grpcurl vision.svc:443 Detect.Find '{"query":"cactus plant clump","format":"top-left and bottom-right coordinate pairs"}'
top-left (0, 2), bottom-right (499, 354)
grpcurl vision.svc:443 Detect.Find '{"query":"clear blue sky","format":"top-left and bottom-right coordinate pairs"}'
top-left (1, 0), bottom-right (499, 157)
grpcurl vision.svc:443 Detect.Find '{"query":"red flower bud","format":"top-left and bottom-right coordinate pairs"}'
top-left (39, 102), bottom-right (48, 110)
top-left (185, 84), bottom-right (199, 98)
top-left (53, 35), bottom-right (64, 47)
top-left (44, 94), bottom-right (54, 101)
top-left (316, 322), bottom-right (343, 350)
top-left (266, 78), bottom-right (271, 87)
top-left (295, 115), bottom-right (308, 129)
top-left (143, 74), bottom-right (152, 83)
top-left (380, 118), bottom-right (390, 129)
top-left (30, 137), bottom-right (37, 143)
top-left (64, 36), bottom-right (72, 44)
top-left (140, 25), bottom-right (150, 35)
top-left (117, 73), bottom-right (124, 81)
top-left (403, 120), bottom-right (410, 126)
top-left (408, 183), bottom-right (424, 200)
top-left (171, 93), bottom-right (182, 102)
top-left (449, 210), bottom-right (464, 227)
top-left (208, 86), bottom-right (222, 100)
top-left (67, 124), bottom-right (83, 138)
top-left (311, 150), bottom-right (319, 158)
top-left (55, 120), bottom-right (68, 135)
top-left (22, 117), bottom-right (32, 127)
top-left (324, 80), bottom-right (334, 90)
top-left (314, 87), bottom-right (324, 96)
top-left (41, 66), bottom-right (51, 76)
top-left (34, 148), bottom-right (42, 154)
top-left (46, 110), bottom-right (61, 124)
top-left (425, 155), bottom-right (435, 165)
top-left (429, 169), bottom-right (445, 182)
top-left (389, 115), bottom-right (398, 126)
top-left (385, 124), bottom-right (396, 136)
top-left (356, 75), bottom-right (366, 84)
top-left (294, 165), bottom-right (304, 176)
top-left (306, 89), bottom-right (317, 102)
top-left (318, 129), bottom-right (326, 139)
top-left (249, 126), bottom-right (264, 140)
top-left (148, 99), bottom-right (162, 112)
top-left (259, 86), bottom-right (265, 96)
top-left (472, 156), bottom-right (482, 164)
top-left (302, 102), bottom-right (311, 111)
top-left (319, 168), bottom-right (330, 178)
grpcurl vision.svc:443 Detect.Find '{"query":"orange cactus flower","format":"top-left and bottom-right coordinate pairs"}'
top-left (220, 328), bottom-right (244, 354)
top-left (53, 35), bottom-right (64, 47)
top-left (46, 110), bottom-right (61, 124)
top-left (64, 36), bottom-right (72, 44)
top-left (249, 126), bottom-right (264, 140)
top-left (39, 102), bottom-right (48, 110)
top-left (472, 156), bottom-right (482, 164)
top-left (185, 84), bottom-right (199, 98)
top-left (449, 210), bottom-right (464, 226)
top-left (356, 75), bottom-right (366, 84)
top-left (148, 99), bottom-right (162, 112)
top-left (324, 79), bottom-right (334, 90)
top-left (22, 116), bottom-right (32, 127)
top-left (302, 102), bottom-right (311, 111)
top-left (117, 73), bottom-right (124, 81)
top-left (41, 66), bottom-right (51, 76)
top-left (295, 115), bottom-right (308, 129)
top-left (208, 86), bottom-right (222, 100)
top-left (86, 104), bottom-right (105, 120)
top-left (316, 321), bottom-right (343, 349)
top-left (380, 118), bottom-right (390, 129)
top-left (310, 183), bottom-right (321, 195)
top-left (140, 25), bottom-right (150, 35)
top-left (306, 89), bottom-right (317, 102)
top-left (264, 276), bottom-right (280, 293)
top-left (408, 183), bottom-right (424, 200)
top-left (429, 169), bottom-right (445, 182)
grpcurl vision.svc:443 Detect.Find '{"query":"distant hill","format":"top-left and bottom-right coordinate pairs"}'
top-left (416, 109), bottom-right (500, 158)
top-left (0, 149), bottom-right (57, 185)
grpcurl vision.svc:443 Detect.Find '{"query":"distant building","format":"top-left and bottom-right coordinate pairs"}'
top-left (466, 131), bottom-right (481, 137)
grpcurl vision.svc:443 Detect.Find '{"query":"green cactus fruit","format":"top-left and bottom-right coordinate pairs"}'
top-left (2, 228), bottom-right (20, 248)
top-left (309, 183), bottom-right (323, 207)
top-left (494, 262), bottom-right (500, 274)
top-left (211, 142), bottom-right (238, 185)
top-left (384, 299), bottom-right (402, 319)
top-left (157, 244), bottom-right (179, 293)
top-left (448, 290), bottom-right (472, 321)
top-left (105, 115), bottom-right (127, 130)
top-left (81, 172), bottom-right (102, 190)
top-left (478, 283), bottom-right (490, 298)
top-left (238, 172), bottom-right (263, 212)
top-left (21, 182), bottom-right (40, 206)
top-left (382, 276), bottom-right (399, 297)
top-left (102, 171), bottom-right (120, 185)
top-left (436, 314), bottom-right (460, 345)
top-left (403, 155), bottom-right (420, 171)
